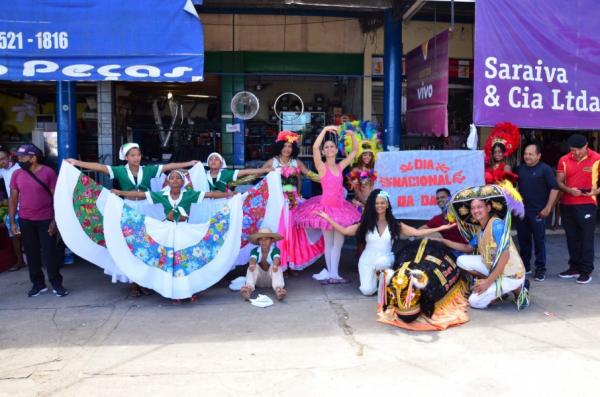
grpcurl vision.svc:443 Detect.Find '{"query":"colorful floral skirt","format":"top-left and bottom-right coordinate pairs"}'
top-left (103, 193), bottom-right (244, 299)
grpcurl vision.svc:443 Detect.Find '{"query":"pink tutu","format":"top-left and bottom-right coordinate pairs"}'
top-left (294, 195), bottom-right (361, 230)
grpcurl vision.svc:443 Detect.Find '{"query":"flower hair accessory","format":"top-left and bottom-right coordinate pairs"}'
top-left (348, 169), bottom-right (378, 186)
top-left (377, 190), bottom-right (391, 200)
top-left (276, 130), bottom-right (300, 144)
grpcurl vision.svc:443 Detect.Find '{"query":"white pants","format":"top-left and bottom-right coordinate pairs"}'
top-left (357, 252), bottom-right (394, 296)
top-left (245, 265), bottom-right (285, 292)
top-left (457, 255), bottom-right (525, 309)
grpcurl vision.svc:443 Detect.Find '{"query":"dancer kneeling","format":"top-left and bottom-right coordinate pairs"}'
top-left (316, 189), bottom-right (455, 295)
top-left (438, 184), bottom-right (529, 310)
top-left (241, 228), bottom-right (286, 301)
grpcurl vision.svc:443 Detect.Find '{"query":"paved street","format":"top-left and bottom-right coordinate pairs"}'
top-left (2, 234), bottom-right (600, 396)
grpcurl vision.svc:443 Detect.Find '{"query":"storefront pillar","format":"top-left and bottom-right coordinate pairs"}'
top-left (56, 81), bottom-right (77, 165)
top-left (383, 9), bottom-right (402, 149)
top-left (220, 72), bottom-right (246, 167)
top-left (97, 82), bottom-right (114, 186)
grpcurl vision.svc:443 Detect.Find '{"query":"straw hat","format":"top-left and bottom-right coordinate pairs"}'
top-left (249, 227), bottom-right (283, 244)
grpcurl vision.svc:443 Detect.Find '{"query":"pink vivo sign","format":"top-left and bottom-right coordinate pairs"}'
top-left (406, 30), bottom-right (450, 137)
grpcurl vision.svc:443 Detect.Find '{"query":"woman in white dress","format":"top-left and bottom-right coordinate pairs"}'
top-left (316, 189), bottom-right (455, 295)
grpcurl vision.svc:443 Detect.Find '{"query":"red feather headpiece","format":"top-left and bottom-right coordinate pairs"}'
top-left (484, 122), bottom-right (521, 163)
top-left (276, 130), bottom-right (300, 144)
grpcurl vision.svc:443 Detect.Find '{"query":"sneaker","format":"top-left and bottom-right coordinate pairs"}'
top-left (52, 286), bottom-right (70, 297)
top-left (28, 286), bottom-right (48, 297)
top-left (576, 273), bottom-right (592, 284)
top-left (534, 270), bottom-right (546, 282)
top-left (558, 267), bottom-right (580, 279)
top-left (525, 269), bottom-right (532, 275)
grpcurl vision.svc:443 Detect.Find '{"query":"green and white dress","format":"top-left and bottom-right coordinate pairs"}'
top-left (208, 169), bottom-right (239, 192)
top-left (108, 164), bottom-right (164, 218)
top-left (145, 190), bottom-right (205, 222)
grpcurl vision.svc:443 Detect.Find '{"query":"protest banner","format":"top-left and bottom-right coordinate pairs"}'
top-left (374, 150), bottom-right (485, 220)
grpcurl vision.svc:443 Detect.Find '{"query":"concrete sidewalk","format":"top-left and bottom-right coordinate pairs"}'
top-left (1, 234), bottom-right (600, 396)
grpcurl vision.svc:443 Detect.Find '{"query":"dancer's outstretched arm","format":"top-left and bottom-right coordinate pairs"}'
top-left (400, 222), bottom-right (456, 237)
top-left (66, 159), bottom-right (110, 174)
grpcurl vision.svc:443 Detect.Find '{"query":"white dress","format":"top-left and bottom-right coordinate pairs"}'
top-left (357, 225), bottom-right (395, 296)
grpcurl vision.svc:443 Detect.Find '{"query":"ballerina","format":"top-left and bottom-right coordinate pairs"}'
top-left (293, 125), bottom-right (361, 284)
top-left (316, 189), bottom-right (456, 295)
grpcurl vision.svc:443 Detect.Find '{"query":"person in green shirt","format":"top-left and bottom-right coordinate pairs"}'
top-left (206, 152), bottom-right (271, 192)
top-left (240, 227), bottom-right (286, 301)
top-left (112, 170), bottom-right (233, 222)
top-left (67, 143), bottom-right (198, 194)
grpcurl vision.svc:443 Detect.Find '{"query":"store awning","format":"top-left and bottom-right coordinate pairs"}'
top-left (0, 0), bottom-right (204, 82)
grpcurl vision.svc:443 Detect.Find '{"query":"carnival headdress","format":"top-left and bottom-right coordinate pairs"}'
top-left (337, 121), bottom-right (383, 161)
top-left (484, 122), bottom-right (521, 164)
top-left (275, 130), bottom-right (300, 144)
top-left (448, 182), bottom-right (527, 307)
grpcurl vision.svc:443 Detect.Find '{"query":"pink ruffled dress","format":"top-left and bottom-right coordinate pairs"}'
top-left (273, 158), bottom-right (324, 271)
top-left (294, 164), bottom-right (361, 230)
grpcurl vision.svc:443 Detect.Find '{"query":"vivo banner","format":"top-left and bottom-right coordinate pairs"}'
top-left (374, 150), bottom-right (485, 220)
top-left (406, 30), bottom-right (449, 137)
top-left (474, 0), bottom-right (600, 129)
top-left (0, 0), bottom-right (204, 82)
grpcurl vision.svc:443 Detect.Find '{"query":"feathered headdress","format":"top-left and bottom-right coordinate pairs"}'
top-left (484, 122), bottom-right (521, 163)
top-left (337, 121), bottom-right (383, 161)
top-left (276, 130), bottom-right (300, 144)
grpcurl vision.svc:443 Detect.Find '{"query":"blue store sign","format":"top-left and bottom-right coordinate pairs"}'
top-left (0, 0), bottom-right (204, 82)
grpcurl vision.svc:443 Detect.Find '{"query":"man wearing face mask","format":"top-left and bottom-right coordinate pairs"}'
top-left (8, 144), bottom-right (68, 297)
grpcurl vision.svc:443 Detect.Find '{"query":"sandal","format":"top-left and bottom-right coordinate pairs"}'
top-left (8, 264), bottom-right (25, 272)
top-left (190, 294), bottom-right (199, 303)
top-left (275, 287), bottom-right (287, 301)
top-left (240, 286), bottom-right (252, 301)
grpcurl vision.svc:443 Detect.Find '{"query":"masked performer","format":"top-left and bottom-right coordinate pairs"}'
top-left (377, 238), bottom-right (470, 331)
top-left (439, 183), bottom-right (529, 310)
top-left (484, 122), bottom-right (520, 184)
top-left (260, 131), bottom-right (323, 271)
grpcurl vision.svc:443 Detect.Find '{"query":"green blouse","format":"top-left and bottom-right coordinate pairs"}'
top-left (145, 190), bottom-right (204, 221)
top-left (207, 169), bottom-right (238, 192)
top-left (109, 164), bottom-right (162, 192)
